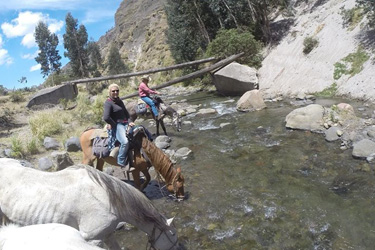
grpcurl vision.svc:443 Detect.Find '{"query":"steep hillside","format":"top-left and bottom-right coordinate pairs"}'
top-left (259, 0), bottom-right (375, 102)
top-left (97, 0), bottom-right (174, 82)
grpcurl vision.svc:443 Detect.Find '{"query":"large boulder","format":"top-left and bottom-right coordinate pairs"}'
top-left (213, 62), bottom-right (258, 96)
top-left (26, 83), bottom-right (78, 108)
top-left (285, 104), bottom-right (325, 131)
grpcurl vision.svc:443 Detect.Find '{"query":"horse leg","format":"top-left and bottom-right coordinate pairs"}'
top-left (96, 158), bottom-right (105, 171)
top-left (132, 148), bottom-right (144, 190)
top-left (160, 119), bottom-right (168, 136)
top-left (140, 165), bottom-right (151, 191)
top-left (155, 119), bottom-right (160, 136)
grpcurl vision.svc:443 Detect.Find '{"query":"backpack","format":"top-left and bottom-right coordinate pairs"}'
top-left (92, 136), bottom-right (110, 158)
top-left (136, 102), bottom-right (147, 115)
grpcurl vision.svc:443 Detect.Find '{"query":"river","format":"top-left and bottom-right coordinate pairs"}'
top-left (115, 91), bottom-right (375, 249)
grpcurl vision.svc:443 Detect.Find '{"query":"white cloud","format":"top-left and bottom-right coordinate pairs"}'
top-left (48, 20), bottom-right (64, 33)
top-left (0, 48), bottom-right (13, 65)
top-left (22, 50), bottom-right (39, 60)
top-left (1, 11), bottom-right (65, 50)
top-left (30, 64), bottom-right (41, 72)
top-left (1, 11), bottom-right (43, 38)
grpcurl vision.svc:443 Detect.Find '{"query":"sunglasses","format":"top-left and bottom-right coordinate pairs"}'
top-left (111, 90), bottom-right (119, 93)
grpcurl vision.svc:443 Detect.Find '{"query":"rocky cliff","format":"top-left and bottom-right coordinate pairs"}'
top-left (259, 0), bottom-right (375, 102)
top-left (97, 0), bottom-right (174, 80)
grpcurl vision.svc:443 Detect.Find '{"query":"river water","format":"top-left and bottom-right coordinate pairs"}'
top-left (115, 91), bottom-right (375, 249)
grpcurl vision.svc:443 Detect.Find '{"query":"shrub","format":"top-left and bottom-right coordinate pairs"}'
top-left (340, 7), bottom-right (364, 30)
top-left (333, 46), bottom-right (369, 80)
top-left (205, 28), bottom-right (263, 68)
top-left (315, 83), bottom-right (338, 97)
top-left (9, 90), bottom-right (25, 103)
top-left (303, 36), bottom-right (319, 54)
top-left (29, 110), bottom-right (64, 140)
top-left (26, 137), bottom-right (39, 155)
top-left (10, 137), bottom-right (24, 158)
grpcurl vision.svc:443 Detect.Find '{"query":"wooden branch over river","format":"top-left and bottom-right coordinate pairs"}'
top-left (121, 52), bottom-right (244, 100)
top-left (62, 57), bottom-right (218, 85)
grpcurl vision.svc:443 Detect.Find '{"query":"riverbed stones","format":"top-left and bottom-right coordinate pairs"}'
top-left (285, 104), bottom-right (325, 131)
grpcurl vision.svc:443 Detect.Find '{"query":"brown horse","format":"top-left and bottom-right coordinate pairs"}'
top-left (126, 96), bottom-right (181, 136)
top-left (79, 126), bottom-right (185, 200)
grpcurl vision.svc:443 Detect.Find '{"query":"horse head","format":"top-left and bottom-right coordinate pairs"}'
top-left (148, 217), bottom-right (181, 250)
top-left (167, 167), bottom-right (185, 201)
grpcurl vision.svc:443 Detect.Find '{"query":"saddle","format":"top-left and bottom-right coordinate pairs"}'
top-left (91, 128), bottom-right (119, 159)
top-left (91, 126), bottom-right (152, 159)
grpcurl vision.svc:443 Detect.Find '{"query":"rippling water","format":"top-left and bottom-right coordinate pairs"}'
top-left (116, 92), bottom-right (375, 249)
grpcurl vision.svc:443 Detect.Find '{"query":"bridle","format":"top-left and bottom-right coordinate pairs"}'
top-left (146, 224), bottom-right (178, 250)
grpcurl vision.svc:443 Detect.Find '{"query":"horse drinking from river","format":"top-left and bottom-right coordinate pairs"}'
top-left (126, 96), bottom-right (182, 136)
top-left (0, 158), bottom-right (180, 250)
top-left (79, 126), bottom-right (185, 200)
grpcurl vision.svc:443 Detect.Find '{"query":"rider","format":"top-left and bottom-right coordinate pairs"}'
top-left (138, 75), bottom-right (161, 119)
top-left (103, 83), bottom-right (135, 168)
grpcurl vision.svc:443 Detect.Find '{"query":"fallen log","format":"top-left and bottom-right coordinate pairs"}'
top-left (62, 57), bottom-right (217, 85)
top-left (120, 52), bottom-right (244, 100)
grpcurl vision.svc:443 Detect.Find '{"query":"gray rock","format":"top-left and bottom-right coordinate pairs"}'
top-left (236, 90), bottom-right (266, 112)
top-left (27, 83), bottom-right (78, 108)
top-left (197, 108), bottom-right (216, 116)
top-left (65, 137), bottom-right (81, 152)
top-left (325, 126), bottom-right (341, 142)
top-left (174, 147), bottom-right (192, 158)
top-left (38, 157), bottom-right (54, 171)
top-left (285, 104), bottom-right (325, 131)
top-left (50, 151), bottom-right (75, 170)
top-left (352, 139), bottom-right (375, 159)
top-left (43, 137), bottom-right (61, 150)
top-left (213, 62), bottom-right (258, 96)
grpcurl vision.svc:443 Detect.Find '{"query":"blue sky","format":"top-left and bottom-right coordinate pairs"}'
top-left (0, 0), bottom-right (122, 90)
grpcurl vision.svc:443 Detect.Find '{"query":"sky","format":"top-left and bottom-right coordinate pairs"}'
top-left (0, 0), bottom-right (122, 90)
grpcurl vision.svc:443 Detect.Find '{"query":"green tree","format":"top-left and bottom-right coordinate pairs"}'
top-left (106, 44), bottom-right (129, 75)
top-left (34, 21), bottom-right (61, 80)
top-left (87, 40), bottom-right (102, 77)
top-left (63, 12), bottom-right (89, 78)
top-left (206, 28), bottom-right (263, 68)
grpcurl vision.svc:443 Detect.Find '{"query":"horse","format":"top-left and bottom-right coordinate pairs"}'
top-left (0, 158), bottom-right (180, 250)
top-left (79, 126), bottom-right (185, 201)
top-left (0, 223), bottom-right (105, 250)
top-left (126, 95), bottom-right (182, 136)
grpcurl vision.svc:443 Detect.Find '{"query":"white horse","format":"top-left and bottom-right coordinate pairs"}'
top-left (0, 158), bottom-right (180, 250)
top-left (0, 223), bottom-right (105, 250)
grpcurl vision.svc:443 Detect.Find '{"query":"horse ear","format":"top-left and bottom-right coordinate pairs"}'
top-left (166, 217), bottom-right (174, 226)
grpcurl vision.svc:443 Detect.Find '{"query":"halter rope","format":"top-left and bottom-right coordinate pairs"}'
top-left (146, 224), bottom-right (178, 250)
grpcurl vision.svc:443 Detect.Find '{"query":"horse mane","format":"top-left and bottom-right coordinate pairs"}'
top-left (140, 138), bottom-right (177, 182)
top-left (69, 165), bottom-right (168, 230)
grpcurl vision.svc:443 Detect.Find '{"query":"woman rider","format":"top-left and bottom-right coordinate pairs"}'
top-left (138, 75), bottom-right (161, 119)
top-left (103, 83), bottom-right (134, 168)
